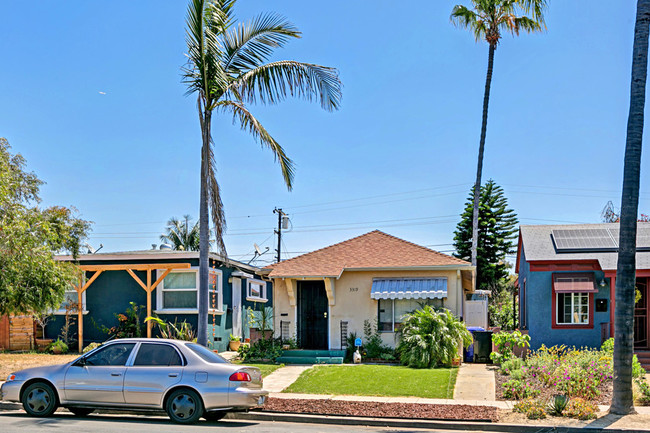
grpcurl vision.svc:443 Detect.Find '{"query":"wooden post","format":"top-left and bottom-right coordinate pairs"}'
top-left (77, 276), bottom-right (83, 353)
top-left (146, 269), bottom-right (152, 338)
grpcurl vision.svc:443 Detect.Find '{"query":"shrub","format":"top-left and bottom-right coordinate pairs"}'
top-left (145, 316), bottom-right (196, 341)
top-left (490, 330), bottom-right (530, 364)
top-left (601, 338), bottom-right (645, 379)
top-left (547, 394), bottom-right (569, 416)
top-left (82, 342), bottom-right (101, 353)
top-left (503, 379), bottom-right (541, 400)
top-left (513, 398), bottom-right (546, 419)
top-left (500, 357), bottom-right (523, 375)
top-left (509, 368), bottom-right (524, 380)
top-left (102, 302), bottom-right (143, 339)
top-left (238, 337), bottom-right (284, 362)
top-left (564, 397), bottom-right (598, 420)
top-left (397, 307), bottom-right (472, 368)
top-left (636, 379), bottom-right (650, 405)
top-left (48, 339), bottom-right (69, 354)
top-left (362, 320), bottom-right (395, 360)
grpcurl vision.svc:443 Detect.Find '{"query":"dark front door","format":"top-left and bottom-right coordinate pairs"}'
top-left (298, 281), bottom-right (328, 349)
top-left (635, 278), bottom-right (649, 349)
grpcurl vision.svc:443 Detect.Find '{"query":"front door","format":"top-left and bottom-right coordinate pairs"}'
top-left (635, 278), bottom-right (649, 349)
top-left (298, 281), bottom-right (328, 349)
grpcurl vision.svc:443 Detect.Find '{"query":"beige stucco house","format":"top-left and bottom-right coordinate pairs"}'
top-left (262, 230), bottom-right (475, 350)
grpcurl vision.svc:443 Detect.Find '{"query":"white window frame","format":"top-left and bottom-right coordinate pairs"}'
top-left (54, 285), bottom-right (88, 315)
top-left (378, 298), bottom-right (444, 332)
top-left (155, 267), bottom-right (223, 314)
top-left (246, 279), bottom-right (268, 303)
top-left (555, 292), bottom-right (589, 325)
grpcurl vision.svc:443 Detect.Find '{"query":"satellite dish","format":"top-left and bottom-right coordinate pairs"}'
top-left (254, 243), bottom-right (263, 255)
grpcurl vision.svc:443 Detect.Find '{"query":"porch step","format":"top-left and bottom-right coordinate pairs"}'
top-left (635, 351), bottom-right (650, 372)
top-left (277, 349), bottom-right (345, 365)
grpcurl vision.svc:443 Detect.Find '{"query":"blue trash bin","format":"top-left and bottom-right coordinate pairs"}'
top-left (464, 326), bottom-right (485, 363)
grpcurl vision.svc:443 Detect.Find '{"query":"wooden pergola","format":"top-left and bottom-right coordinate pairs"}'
top-left (72, 263), bottom-right (191, 353)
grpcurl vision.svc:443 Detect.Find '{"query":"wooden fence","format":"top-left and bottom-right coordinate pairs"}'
top-left (0, 315), bottom-right (34, 351)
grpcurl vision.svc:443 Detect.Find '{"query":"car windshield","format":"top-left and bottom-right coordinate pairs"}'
top-left (186, 343), bottom-right (228, 364)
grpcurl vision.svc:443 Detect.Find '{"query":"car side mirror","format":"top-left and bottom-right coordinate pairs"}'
top-left (75, 357), bottom-right (87, 367)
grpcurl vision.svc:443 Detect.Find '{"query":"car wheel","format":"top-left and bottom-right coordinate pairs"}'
top-left (203, 410), bottom-right (227, 421)
top-left (22, 382), bottom-right (58, 417)
top-left (166, 389), bottom-right (203, 424)
top-left (68, 407), bottom-right (94, 417)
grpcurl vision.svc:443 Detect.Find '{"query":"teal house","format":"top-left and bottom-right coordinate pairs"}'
top-left (49, 249), bottom-right (272, 352)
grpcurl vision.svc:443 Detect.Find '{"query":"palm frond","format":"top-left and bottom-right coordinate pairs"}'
top-left (217, 100), bottom-right (294, 189)
top-left (231, 60), bottom-right (342, 111)
top-left (223, 13), bottom-right (300, 74)
top-left (517, 0), bottom-right (548, 28)
top-left (512, 16), bottom-right (542, 34)
top-left (204, 139), bottom-right (227, 256)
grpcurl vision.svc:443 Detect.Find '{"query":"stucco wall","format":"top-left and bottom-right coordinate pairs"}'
top-left (272, 269), bottom-right (465, 349)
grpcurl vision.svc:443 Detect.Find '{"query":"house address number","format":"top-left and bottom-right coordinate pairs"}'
top-left (349, 287), bottom-right (358, 292)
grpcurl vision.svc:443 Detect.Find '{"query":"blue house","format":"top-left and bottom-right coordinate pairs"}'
top-left (516, 223), bottom-right (650, 365)
top-left (49, 249), bottom-right (272, 352)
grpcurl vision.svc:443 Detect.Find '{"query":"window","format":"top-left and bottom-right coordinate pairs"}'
top-left (84, 343), bottom-right (135, 366)
top-left (186, 343), bottom-right (227, 364)
top-left (156, 268), bottom-right (222, 313)
top-left (556, 292), bottom-right (589, 325)
top-left (551, 273), bottom-right (596, 328)
top-left (378, 298), bottom-right (444, 332)
top-left (246, 279), bottom-right (267, 302)
top-left (133, 343), bottom-right (182, 366)
top-left (54, 286), bottom-right (87, 315)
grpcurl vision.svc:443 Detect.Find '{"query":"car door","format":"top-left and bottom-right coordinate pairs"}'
top-left (123, 342), bottom-right (183, 406)
top-left (64, 342), bottom-right (136, 404)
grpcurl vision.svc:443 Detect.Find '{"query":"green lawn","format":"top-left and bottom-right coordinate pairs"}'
top-left (283, 365), bottom-right (458, 399)
top-left (233, 361), bottom-right (283, 378)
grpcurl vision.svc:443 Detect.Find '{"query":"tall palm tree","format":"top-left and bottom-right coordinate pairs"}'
top-left (183, 0), bottom-right (342, 346)
top-left (611, 0), bottom-right (650, 415)
top-left (160, 215), bottom-right (200, 251)
top-left (451, 0), bottom-right (546, 273)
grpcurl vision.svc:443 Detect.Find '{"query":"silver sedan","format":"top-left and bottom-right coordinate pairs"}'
top-left (0, 338), bottom-right (268, 424)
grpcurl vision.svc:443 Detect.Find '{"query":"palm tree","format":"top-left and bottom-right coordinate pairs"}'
top-left (611, 0), bottom-right (650, 415)
top-left (160, 215), bottom-right (200, 251)
top-left (183, 0), bottom-right (342, 346)
top-left (450, 0), bottom-right (547, 273)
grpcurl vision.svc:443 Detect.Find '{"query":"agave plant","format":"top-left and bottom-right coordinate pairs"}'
top-left (145, 316), bottom-right (197, 341)
top-left (397, 306), bottom-right (472, 368)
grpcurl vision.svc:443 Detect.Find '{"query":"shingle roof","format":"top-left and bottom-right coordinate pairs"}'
top-left (519, 222), bottom-right (650, 271)
top-left (265, 230), bottom-right (470, 278)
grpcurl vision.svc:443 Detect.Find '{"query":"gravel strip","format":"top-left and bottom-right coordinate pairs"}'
top-left (259, 397), bottom-right (498, 422)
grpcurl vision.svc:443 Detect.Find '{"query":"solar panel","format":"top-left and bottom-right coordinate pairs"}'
top-left (552, 228), bottom-right (618, 252)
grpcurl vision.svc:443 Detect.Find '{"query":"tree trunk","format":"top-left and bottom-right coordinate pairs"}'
top-left (611, 0), bottom-right (650, 415)
top-left (197, 108), bottom-right (212, 347)
top-left (471, 43), bottom-right (496, 274)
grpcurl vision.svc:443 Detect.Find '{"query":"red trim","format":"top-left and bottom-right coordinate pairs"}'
top-left (530, 261), bottom-right (600, 272)
top-left (515, 229), bottom-right (523, 272)
top-left (610, 276), bottom-right (616, 337)
top-left (551, 273), bottom-right (595, 329)
top-left (604, 269), bottom-right (650, 277)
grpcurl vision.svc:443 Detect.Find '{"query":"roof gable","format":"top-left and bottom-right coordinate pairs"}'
top-left (266, 230), bottom-right (470, 278)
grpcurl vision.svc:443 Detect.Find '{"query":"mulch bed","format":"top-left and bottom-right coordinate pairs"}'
top-left (494, 369), bottom-right (613, 405)
top-left (258, 397), bottom-right (498, 422)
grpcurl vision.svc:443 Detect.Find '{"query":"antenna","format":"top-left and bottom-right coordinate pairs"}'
top-left (254, 243), bottom-right (263, 256)
top-left (248, 243), bottom-right (270, 264)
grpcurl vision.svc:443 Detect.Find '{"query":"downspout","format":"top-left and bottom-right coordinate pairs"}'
top-left (457, 269), bottom-right (463, 320)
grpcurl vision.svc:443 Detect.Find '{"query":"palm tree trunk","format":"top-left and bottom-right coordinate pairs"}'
top-left (611, 0), bottom-right (650, 415)
top-left (471, 43), bottom-right (496, 274)
top-left (197, 107), bottom-right (212, 347)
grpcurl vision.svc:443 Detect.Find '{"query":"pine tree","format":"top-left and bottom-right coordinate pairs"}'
top-left (453, 180), bottom-right (518, 291)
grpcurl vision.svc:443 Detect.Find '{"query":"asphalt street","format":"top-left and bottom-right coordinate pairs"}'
top-left (0, 411), bottom-right (492, 433)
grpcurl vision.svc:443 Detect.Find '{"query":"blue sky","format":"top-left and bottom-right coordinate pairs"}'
top-left (0, 0), bottom-right (646, 266)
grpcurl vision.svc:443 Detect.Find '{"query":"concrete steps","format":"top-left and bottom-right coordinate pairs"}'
top-left (276, 349), bottom-right (345, 365)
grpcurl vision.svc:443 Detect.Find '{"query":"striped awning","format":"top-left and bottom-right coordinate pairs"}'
top-left (370, 278), bottom-right (447, 300)
top-left (553, 273), bottom-right (598, 293)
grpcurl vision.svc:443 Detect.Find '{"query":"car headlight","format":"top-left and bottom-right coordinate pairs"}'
top-left (6, 374), bottom-right (16, 382)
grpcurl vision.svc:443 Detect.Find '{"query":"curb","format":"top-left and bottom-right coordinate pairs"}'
top-left (228, 411), bottom-right (645, 433)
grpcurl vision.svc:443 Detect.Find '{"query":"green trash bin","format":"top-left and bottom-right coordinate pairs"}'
top-left (473, 330), bottom-right (493, 363)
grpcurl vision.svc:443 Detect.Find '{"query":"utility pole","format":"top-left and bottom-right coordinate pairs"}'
top-left (274, 208), bottom-right (284, 263)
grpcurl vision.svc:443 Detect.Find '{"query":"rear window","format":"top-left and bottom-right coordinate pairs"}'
top-left (186, 343), bottom-right (228, 364)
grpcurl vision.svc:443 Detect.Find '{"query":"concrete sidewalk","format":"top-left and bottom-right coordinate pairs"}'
top-left (453, 363), bottom-right (496, 401)
top-left (263, 365), bottom-right (313, 393)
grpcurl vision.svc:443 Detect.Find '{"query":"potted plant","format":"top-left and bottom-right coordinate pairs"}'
top-left (48, 339), bottom-right (69, 354)
top-left (229, 334), bottom-right (241, 351)
top-left (33, 311), bottom-right (53, 352)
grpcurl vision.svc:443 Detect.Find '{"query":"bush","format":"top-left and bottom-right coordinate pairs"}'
top-left (564, 397), bottom-right (598, 420)
top-left (636, 379), bottom-right (650, 405)
top-left (362, 320), bottom-right (395, 360)
top-left (102, 302), bottom-right (143, 339)
top-left (145, 316), bottom-right (196, 341)
top-left (82, 342), bottom-right (101, 353)
top-left (48, 339), bottom-right (68, 354)
top-left (601, 338), bottom-right (645, 379)
top-left (490, 330), bottom-right (530, 364)
top-left (500, 357), bottom-right (523, 375)
top-left (503, 379), bottom-right (541, 400)
top-left (397, 307), bottom-right (472, 368)
top-left (509, 368), bottom-right (524, 380)
top-left (513, 398), bottom-right (546, 419)
top-left (238, 337), bottom-right (284, 362)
